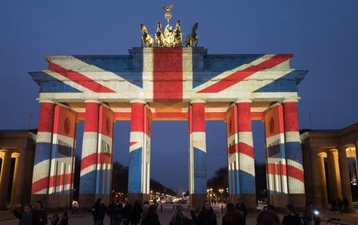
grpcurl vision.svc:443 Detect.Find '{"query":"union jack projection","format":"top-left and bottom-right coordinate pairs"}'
top-left (29, 47), bottom-right (307, 208)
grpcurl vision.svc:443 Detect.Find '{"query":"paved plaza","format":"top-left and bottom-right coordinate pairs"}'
top-left (1, 204), bottom-right (358, 225)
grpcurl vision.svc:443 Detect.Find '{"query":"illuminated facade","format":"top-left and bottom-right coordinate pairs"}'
top-left (28, 47), bottom-right (308, 209)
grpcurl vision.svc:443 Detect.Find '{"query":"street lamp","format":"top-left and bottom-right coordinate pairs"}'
top-left (219, 189), bottom-right (224, 202)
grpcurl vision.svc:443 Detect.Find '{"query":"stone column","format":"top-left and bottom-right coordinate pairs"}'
top-left (79, 100), bottom-right (100, 208)
top-left (236, 100), bottom-right (256, 210)
top-left (338, 146), bottom-right (354, 211)
top-left (317, 152), bottom-right (329, 209)
top-left (189, 100), bottom-right (207, 210)
top-left (9, 153), bottom-right (20, 208)
top-left (0, 150), bottom-right (12, 210)
top-left (31, 100), bottom-right (55, 206)
top-left (128, 100), bottom-right (151, 203)
top-left (13, 148), bottom-right (28, 207)
top-left (327, 149), bottom-right (341, 201)
top-left (283, 99), bottom-right (305, 207)
top-left (309, 149), bottom-right (323, 208)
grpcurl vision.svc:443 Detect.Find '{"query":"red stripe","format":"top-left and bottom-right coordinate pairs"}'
top-left (283, 102), bottom-right (299, 132)
top-left (84, 102), bottom-right (99, 132)
top-left (228, 143), bottom-right (238, 154)
top-left (38, 102), bottom-right (55, 132)
top-left (237, 102), bottom-right (252, 132)
top-left (49, 61), bottom-right (116, 93)
top-left (238, 142), bottom-right (254, 158)
top-left (81, 153), bottom-right (112, 171)
top-left (191, 103), bottom-right (205, 132)
top-left (287, 165), bottom-right (305, 183)
top-left (130, 103), bottom-right (144, 132)
top-left (198, 54), bottom-right (293, 93)
top-left (153, 48), bottom-right (183, 101)
top-left (97, 152), bottom-right (112, 164)
top-left (267, 163), bottom-right (287, 176)
top-left (129, 141), bottom-right (138, 147)
top-left (32, 173), bottom-right (73, 194)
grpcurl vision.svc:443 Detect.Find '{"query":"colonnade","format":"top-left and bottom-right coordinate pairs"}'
top-left (28, 97), bottom-right (306, 210)
top-left (0, 131), bottom-right (36, 210)
top-left (301, 124), bottom-right (358, 211)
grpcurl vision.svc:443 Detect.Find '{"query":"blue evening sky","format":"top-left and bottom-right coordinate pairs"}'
top-left (0, 1), bottom-right (357, 192)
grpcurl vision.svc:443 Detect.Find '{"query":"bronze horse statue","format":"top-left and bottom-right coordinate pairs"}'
top-left (140, 24), bottom-right (154, 47)
top-left (185, 22), bottom-right (198, 47)
top-left (155, 22), bottom-right (165, 47)
top-left (173, 20), bottom-right (182, 47)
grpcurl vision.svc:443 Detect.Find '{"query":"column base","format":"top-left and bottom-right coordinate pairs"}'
top-left (190, 194), bottom-right (207, 211)
top-left (289, 194), bottom-right (306, 211)
top-left (31, 194), bottom-right (50, 209)
top-left (238, 194), bottom-right (257, 212)
top-left (270, 193), bottom-right (290, 210)
top-left (79, 194), bottom-right (96, 209)
top-left (128, 193), bottom-right (149, 204)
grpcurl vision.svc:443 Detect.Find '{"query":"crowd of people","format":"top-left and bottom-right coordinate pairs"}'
top-left (12, 200), bottom-right (69, 225)
top-left (12, 198), bottom-right (328, 225)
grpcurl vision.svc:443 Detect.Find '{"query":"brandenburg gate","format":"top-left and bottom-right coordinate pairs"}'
top-left (28, 8), bottom-right (308, 210)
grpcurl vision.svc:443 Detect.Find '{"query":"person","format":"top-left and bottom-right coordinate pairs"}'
top-left (131, 200), bottom-right (143, 225)
top-left (281, 204), bottom-right (301, 225)
top-left (343, 197), bottom-right (349, 213)
top-left (49, 212), bottom-right (59, 225)
top-left (196, 201), bottom-right (217, 225)
top-left (122, 200), bottom-right (132, 225)
top-left (141, 202), bottom-right (150, 225)
top-left (32, 200), bottom-right (48, 225)
top-left (265, 205), bottom-right (277, 213)
top-left (92, 198), bottom-right (107, 225)
top-left (13, 204), bottom-right (33, 225)
top-left (58, 212), bottom-right (69, 225)
top-left (337, 198), bottom-right (343, 214)
top-left (222, 203), bottom-right (243, 225)
top-left (109, 198), bottom-right (123, 225)
top-left (302, 203), bottom-right (313, 225)
top-left (235, 199), bottom-right (248, 225)
top-left (256, 210), bottom-right (280, 225)
top-left (330, 199), bottom-right (337, 213)
top-left (170, 204), bottom-right (196, 225)
top-left (143, 205), bottom-right (161, 225)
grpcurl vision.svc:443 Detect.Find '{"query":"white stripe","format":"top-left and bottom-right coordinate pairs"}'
top-left (285, 131), bottom-right (301, 143)
top-left (129, 132), bottom-right (144, 152)
top-left (192, 132), bottom-right (206, 152)
top-left (53, 134), bottom-right (74, 145)
top-left (266, 133), bottom-right (285, 147)
top-left (228, 153), bottom-right (238, 165)
top-left (32, 159), bottom-right (50, 183)
top-left (189, 134), bottom-right (194, 193)
top-left (98, 134), bottom-right (113, 154)
top-left (238, 153), bottom-right (255, 176)
top-left (36, 132), bottom-right (52, 143)
top-left (80, 165), bottom-right (96, 177)
top-left (143, 48), bottom-right (154, 100)
top-left (288, 179), bottom-right (305, 194)
top-left (81, 132), bottom-right (98, 158)
top-left (267, 157), bottom-right (286, 164)
top-left (227, 134), bottom-right (238, 146)
top-left (45, 71), bottom-right (92, 93)
top-left (287, 159), bottom-right (303, 171)
top-left (182, 48), bottom-right (193, 99)
top-left (238, 131), bottom-right (253, 147)
top-left (194, 54), bottom-right (277, 91)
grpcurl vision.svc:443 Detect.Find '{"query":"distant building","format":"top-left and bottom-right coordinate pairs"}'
top-left (0, 130), bottom-right (36, 210)
top-left (301, 122), bottom-right (358, 210)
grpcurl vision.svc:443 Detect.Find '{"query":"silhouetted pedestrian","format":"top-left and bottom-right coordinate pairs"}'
top-left (170, 204), bottom-right (196, 225)
top-left (58, 212), bottom-right (68, 225)
top-left (235, 199), bottom-right (247, 225)
top-left (13, 204), bottom-right (33, 225)
top-left (122, 200), bottom-right (132, 225)
top-left (222, 203), bottom-right (243, 225)
top-left (131, 200), bottom-right (143, 225)
top-left (32, 200), bottom-right (48, 225)
top-left (49, 212), bottom-right (59, 225)
top-left (256, 210), bottom-right (280, 225)
top-left (303, 202), bottom-right (313, 225)
top-left (337, 198), bottom-right (343, 214)
top-left (197, 201), bottom-right (217, 225)
top-left (144, 205), bottom-right (161, 225)
top-left (281, 204), bottom-right (301, 225)
top-left (343, 197), bottom-right (349, 213)
top-left (92, 198), bottom-right (107, 225)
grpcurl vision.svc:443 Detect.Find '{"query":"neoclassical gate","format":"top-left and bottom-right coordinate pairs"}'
top-left (29, 47), bottom-right (308, 210)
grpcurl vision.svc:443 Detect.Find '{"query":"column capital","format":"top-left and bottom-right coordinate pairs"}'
top-left (84, 100), bottom-right (100, 104)
top-left (282, 98), bottom-right (300, 103)
top-left (130, 99), bottom-right (146, 104)
top-left (190, 99), bottom-right (206, 104)
top-left (11, 152), bottom-right (20, 158)
top-left (39, 100), bottom-right (56, 104)
top-left (236, 99), bottom-right (252, 104)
